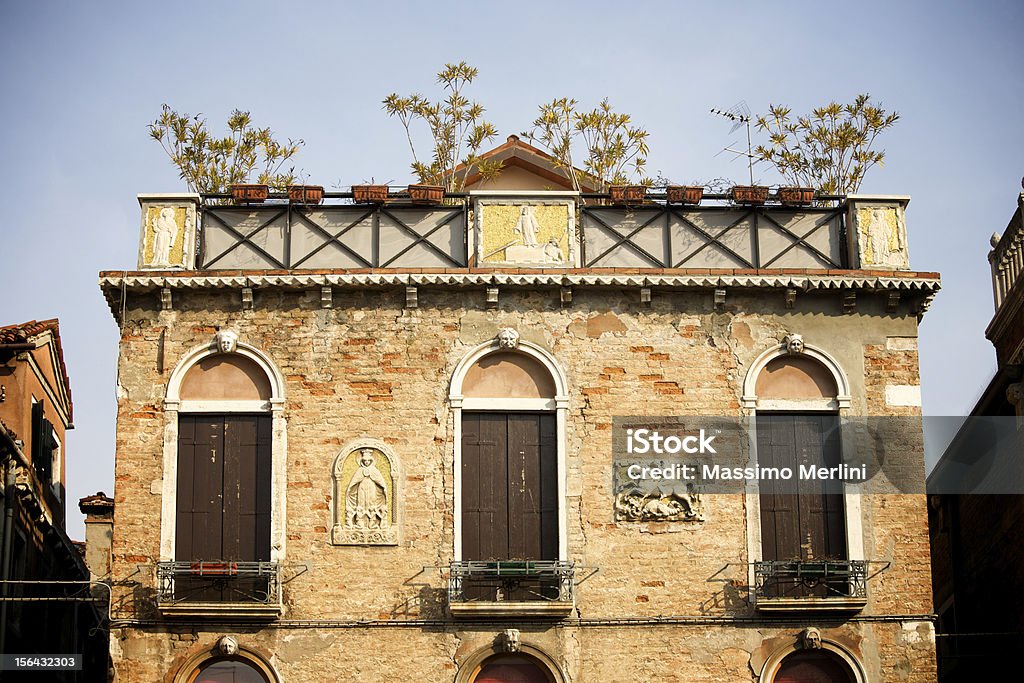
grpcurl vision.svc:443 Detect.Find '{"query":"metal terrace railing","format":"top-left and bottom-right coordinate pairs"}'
top-left (193, 192), bottom-right (850, 271)
top-left (580, 203), bottom-right (846, 269)
top-left (156, 561), bottom-right (281, 607)
top-left (448, 560), bottom-right (575, 604)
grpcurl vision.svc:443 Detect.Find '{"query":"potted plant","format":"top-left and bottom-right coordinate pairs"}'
top-left (666, 186), bottom-right (704, 205)
top-left (288, 184), bottom-right (324, 205)
top-left (609, 185), bottom-right (647, 205)
top-left (407, 184), bottom-right (445, 204)
top-left (231, 184), bottom-right (269, 203)
top-left (777, 187), bottom-right (815, 206)
top-left (731, 185), bottom-right (769, 205)
top-left (351, 184), bottom-right (390, 204)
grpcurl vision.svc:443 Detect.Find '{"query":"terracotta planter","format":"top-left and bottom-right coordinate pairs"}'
top-left (287, 185), bottom-right (324, 205)
top-left (777, 187), bottom-right (815, 207)
top-left (609, 185), bottom-right (647, 205)
top-left (231, 184), bottom-right (269, 204)
top-left (666, 186), bottom-right (704, 205)
top-left (731, 185), bottom-right (769, 205)
top-left (351, 185), bottom-right (389, 204)
top-left (407, 184), bottom-right (445, 205)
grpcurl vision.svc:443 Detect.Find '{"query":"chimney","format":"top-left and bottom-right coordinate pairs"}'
top-left (78, 492), bottom-right (114, 583)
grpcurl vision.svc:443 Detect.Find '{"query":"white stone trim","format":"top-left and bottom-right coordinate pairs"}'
top-left (159, 337), bottom-right (287, 564)
top-left (176, 400), bottom-right (271, 413)
top-left (460, 397), bottom-right (556, 411)
top-left (449, 337), bottom-right (569, 562)
top-left (757, 635), bottom-right (867, 683)
top-left (885, 384), bottom-right (922, 407)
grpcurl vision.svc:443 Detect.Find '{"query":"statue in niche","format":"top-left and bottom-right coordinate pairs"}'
top-left (513, 206), bottom-right (541, 247)
top-left (346, 449), bottom-right (390, 530)
top-left (151, 207), bottom-right (177, 267)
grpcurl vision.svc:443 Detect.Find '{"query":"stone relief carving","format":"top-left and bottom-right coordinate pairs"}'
top-left (500, 629), bottom-right (521, 653)
top-left (800, 627), bottom-right (822, 650)
top-left (214, 330), bottom-right (238, 354)
top-left (613, 463), bottom-right (704, 522)
top-left (782, 333), bottom-right (805, 355)
top-left (496, 328), bottom-right (520, 350)
top-left (475, 200), bottom-right (577, 266)
top-left (855, 205), bottom-right (909, 269)
top-left (138, 199), bottom-right (197, 270)
top-left (216, 636), bottom-right (238, 656)
top-left (332, 439), bottom-right (398, 546)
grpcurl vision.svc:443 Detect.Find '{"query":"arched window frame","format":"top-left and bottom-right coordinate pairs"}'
top-left (740, 339), bottom-right (864, 591)
top-left (454, 643), bottom-right (565, 683)
top-left (757, 635), bottom-right (866, 683)
top-left (172, 642), bottom-right (281, 683)
top-left (449, 337), bottom-right (570, 562)
top-left (159, 338), bottom-right (287, 564)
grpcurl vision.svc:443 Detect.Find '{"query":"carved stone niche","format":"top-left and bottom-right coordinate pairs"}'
top-left (613, 461), bottom-right (704, 523)
top-left (331, 439), bottom-right (400, 546)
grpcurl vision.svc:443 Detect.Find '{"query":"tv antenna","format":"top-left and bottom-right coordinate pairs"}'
top-left (710, 102), bottom-right (757, 185)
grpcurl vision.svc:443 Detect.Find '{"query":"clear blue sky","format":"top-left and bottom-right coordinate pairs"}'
top-left (1, 0), bottom-right (1021, 539)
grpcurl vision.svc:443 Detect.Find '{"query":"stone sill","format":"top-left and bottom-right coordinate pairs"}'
top-left (755, 597), bottom-right (867, 613)
top-left (448, 601), bottom-right (575, 619)
top-left (158, 602), bottom-right (283, 620)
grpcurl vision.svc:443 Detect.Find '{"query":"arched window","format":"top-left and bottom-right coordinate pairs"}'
top-left (451, 337), bottom-right (568, 563)
top-left (188, 658), bottom-right (271, 683)
top-left (742, 337), bottom-right (864, 605)
top-left (773, 650), bottom-right (856, 683)
top-left (472, 655), bottom-right (554, 683)
top-left (159, 333), bottom-right (286, 613)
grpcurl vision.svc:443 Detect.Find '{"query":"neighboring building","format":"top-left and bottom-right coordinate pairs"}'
top-left (928, 192), bottom-right (1024, 680)
top-left (101, 156), bottom-right (940, 682)
top-left (0, 319), bottom-right (107, 681)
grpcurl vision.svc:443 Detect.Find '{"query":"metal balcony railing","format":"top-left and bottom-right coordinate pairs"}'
top-left (753, 559), bottom-right (867, 603)
top-left (448, 560), bottom-right (575, 604)
top-left (156, 561), bottom-right (281, 607)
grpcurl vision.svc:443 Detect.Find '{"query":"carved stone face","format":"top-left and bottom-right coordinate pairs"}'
top-left (216, 635), bottom-right (238, 656)
top-left (501, 628), bottom-right (521, 653)
top-left (360, 449), bottom-right (375, 467)
top-left (497, 328), bottom-right (520, 349)
top-left (215, 330), bottom-right (238, 354)
top-left (783, 333), bottom-right (805, 355)
top-left (801, 627), bottom-right (822, 649)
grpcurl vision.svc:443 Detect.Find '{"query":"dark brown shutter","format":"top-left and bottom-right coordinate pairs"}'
top-left (176, 414), bottom-right (271, 562)
top-left (758, 414), bottom-right (846, 562)
top-left (462, 412), bottom-right (558, 562)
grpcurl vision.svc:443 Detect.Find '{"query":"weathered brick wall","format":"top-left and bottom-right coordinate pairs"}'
top-left (109, 284), bottom-right (935, 681)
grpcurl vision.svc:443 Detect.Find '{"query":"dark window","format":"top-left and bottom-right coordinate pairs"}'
top-left (191, 658), bottom-right (270, 683)
top-left (30, 401), bottom-right (56, 483)
top-left (461, 412), bottom-right (557, 561)
top-left (758, 414), bottom-right (846, 563)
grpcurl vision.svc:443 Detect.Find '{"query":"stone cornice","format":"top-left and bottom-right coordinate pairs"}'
top-left (98, 268), bottom-right (940, 323)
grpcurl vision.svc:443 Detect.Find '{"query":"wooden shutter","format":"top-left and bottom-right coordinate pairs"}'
top-left (462, 412), bottom-right (558, 562)
top-left (758, 414), bottom-right (846, 562)
top-left (176, 414), bottom-right (271, 562)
